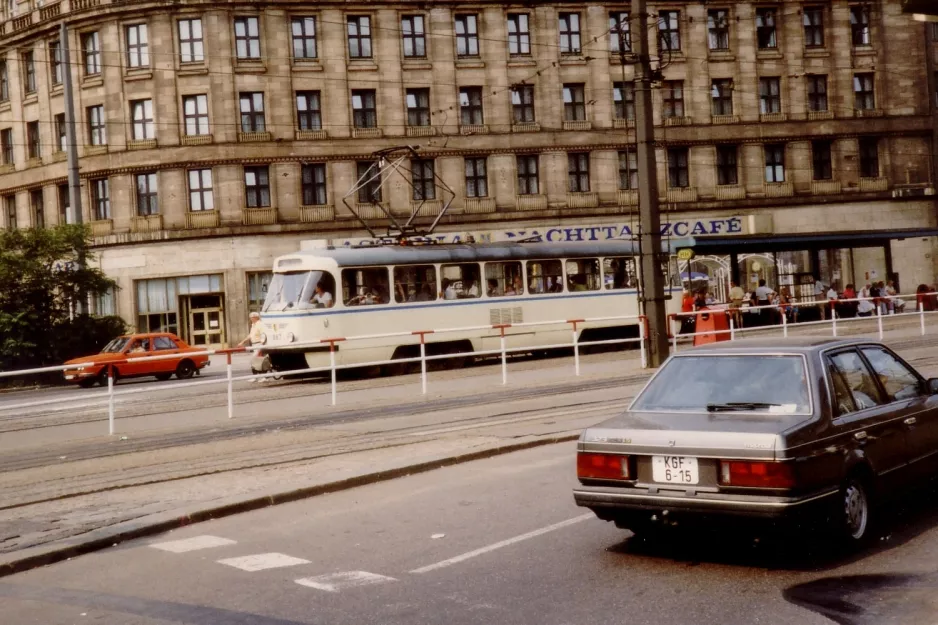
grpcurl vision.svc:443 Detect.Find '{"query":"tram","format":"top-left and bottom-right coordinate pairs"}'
top-left (255, 239), bottom-right (691, 373)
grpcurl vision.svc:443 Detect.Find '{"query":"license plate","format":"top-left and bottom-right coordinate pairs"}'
top-left (652, 456), bottom-right (699, 485)
top-left (64, 375), bottom-right (75, 380)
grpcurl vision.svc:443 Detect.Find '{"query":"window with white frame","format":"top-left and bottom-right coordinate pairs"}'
top-left (764, 144), bottom-right (785, 182)
top-left (296, 91), bottom-right (322, 131)
top-left (234, 16), bottom-right (261, 59)
top-left (131, 99), bottom-right (154, 140)
top-left (126, 24), bottom-right (149, 68)
top-left (91, 177), bottom-right (110, 220)
top-left (347, 15), bottom-right (372, 58)
top-left (401, 15), bottom-right (426, 58)
top-left (183, 94), bottom-right (209, 136)
top-left (82, 31), bottom-right (100, 75)
top-left (559, 13), bottom-right (581, 54)
top-left (136, 172), bottom-right (158, 216)
top-left (292, 16), bottom-right (317, 60)
top-left (455, 14), bottom-right (479, 57)
top-left (87, 105), bottom-right (106, 145)
top-left (178, 18), bottom-right (204, 63)
top-left (507, 14), bottom-right (531, 55)
top-left (239, 92), bottom-right (265, 132)
top-left (188, 168), bottom-right (214, 211)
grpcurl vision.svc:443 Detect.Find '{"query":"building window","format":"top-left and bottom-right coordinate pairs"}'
top-left (178, 18), bottom-right (204, 63)
top-left (91, 178), bottom-right (110, 220)
top-left (94, 287), bottom-right (116, 317)
top-left (87, 105), bottom-right (106, 145)
top-left (0, 62), bottom-right (8, 101)
top-left (5, 195), bottom-right (16, 229)
top-left (658, 11), bottom-right (681, 52)
top-left (26, 121), bottom-right (39, 159)
top-left (239, 92), bottom-right (265, 132)
top-left (667, 147), bottom-right (689, 188)
top-left (803, 6), bottom-right (824, 48)
top-left (613, 81), bottom-right (635, 120)
top-left (764, 144), bottom-right (785, 183)
top-left (459, 87), bottom-right (484, 125)
top-left (54, 113), bottom-right (66, 152)
top-left (188, 169), bottom-right (214, 211)
top-left (716, 145), bottom-right (738, 186)
top-left (347, 15), bottom-right (372, 58)
top-left (711, 79), bottom-right (733, 116)
top-left (568, 153), bottom-right (590, 193)
top-left (234, 16), bottom-right (261, 60)
top-left (82, 31), bottom-right (101, 75)
top-left (357, 161), bottom-right (382, 203)
top-left (22, 50), bottom-right (35, 93)
top-left (247, 271), bottom-right (273, 313)
top-left (517, 155), bottom-right (539, 195)
top-left (812, 140), bottom-right (832, 180)
top-left (508, 14), bottom-right (531, 56)
top-left (30, 189), bottom-right (43, 228)
top-left (126, 24), bottom-right (149, 68)
top-left (244, 166), bottom-right (270, 208)
top-left (854, 73), bottom-right (875, 110)
top-left (291, 17), bottom-right (317, 60)
top-left (465, 157), bottom-right (487, 198)
top-left (295, 91), bottom-right (322, 131)
top-left (301, 163), bottom-right (327, 206)
top-left (136, 172), bottom-right (158, 216)
top-left (412, 159), bottom-right (436, 200)
top-left (455, 14), bottom-right (479, 57)
top-left (49, 40), bottom-right (62, 85)
top-left (759, 77), bottom-right (781, 114)
top-left (850, 5), bottom-right (871, 46)
top-left (806, 75), bottom-right (828, 112)
top-left (618, 149), bottom-right (638, 190)
top-left (563, 84), bottom-right (586, 121)
top-left (183, 94), bottom-right (209, 136)
top-left (58, 184), bottom-right (70, 225)
top-left (0, 128), bottom-right (12, 164)
top-left (707, 9), bottom-right (730, 51)
top-left (401, 15), bottom-right (426, 58)
top-left (131, 99), bottom-right (154, 140)
top-left (858, 137), bottom-right (879, 178)
top-left (662, 80), bottom-right (684, 118)
top-left (406, 88), bottom-right (430, 126)
top-left (756, 8), bottom-right (777, 50)
top-left (352, 90), bottom-right (377, 128)
top-left (610, 12), bottom-right (631, 53)
top-left (511, 84), bottom-right (535, 123)
top-left (559, 12), bottom-right (581, 54)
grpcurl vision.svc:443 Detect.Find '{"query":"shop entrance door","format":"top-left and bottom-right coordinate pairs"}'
top-left (183, 294), bottom-right (226, 347)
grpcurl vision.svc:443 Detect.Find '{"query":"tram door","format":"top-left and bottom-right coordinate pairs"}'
top-left (181, 294), bottom-right (226, 347)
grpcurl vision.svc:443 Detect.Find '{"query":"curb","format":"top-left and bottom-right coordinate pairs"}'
top-left (0, 432), bottom-right (580, 579)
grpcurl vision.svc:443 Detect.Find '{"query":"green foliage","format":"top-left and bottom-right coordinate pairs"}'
top-left (0, 225), bottom-right (124, 376)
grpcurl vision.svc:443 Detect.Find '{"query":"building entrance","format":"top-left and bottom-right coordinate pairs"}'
top-left (180, 294), bottom-right (226, 347)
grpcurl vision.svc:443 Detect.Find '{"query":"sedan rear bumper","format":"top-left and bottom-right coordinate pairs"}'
top-left (573, 485), bottom-right (839, 521)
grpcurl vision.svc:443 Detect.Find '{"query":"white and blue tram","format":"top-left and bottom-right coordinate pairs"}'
top-left (256, 240), bottom-right (689, 372)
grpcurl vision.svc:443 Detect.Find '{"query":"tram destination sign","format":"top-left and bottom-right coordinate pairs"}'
top-left (317, 214), bottom-right (771, 250)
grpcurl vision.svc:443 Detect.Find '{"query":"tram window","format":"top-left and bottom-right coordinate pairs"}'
top-left (566, 259), bottom-right (601, 292)
top-left (342, 267), bottom-right (390, 306)
top-left (394, 265), bottom-right (437, 303)
top-left (440, 263), bottom-right (481, 300)
top-left (485, 261), bottom-right (524, 297)
top-left (603, 257), bottom-right (637, 290)
top-left (309, 272), bottom-right (336, 308)
top-left (527, 260), bottom-right (564, 294)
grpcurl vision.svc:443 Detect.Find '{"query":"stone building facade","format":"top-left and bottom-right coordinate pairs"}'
top-left (0, 0), bottom-right (935, 346)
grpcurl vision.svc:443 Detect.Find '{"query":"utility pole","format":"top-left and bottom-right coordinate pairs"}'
top-left (631, 0), bottom-right (669, 367)
top-left (60, 23), bottom-right (86, 313)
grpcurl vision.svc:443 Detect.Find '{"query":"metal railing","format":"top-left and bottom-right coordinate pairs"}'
top-left (0, 314), bottom-right (649, 436)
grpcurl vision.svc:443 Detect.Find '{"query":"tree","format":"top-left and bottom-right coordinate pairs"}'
top-left (0, 224), bottom-right (126, 374)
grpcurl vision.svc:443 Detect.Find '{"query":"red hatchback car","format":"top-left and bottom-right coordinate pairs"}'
top-left (63, 333), bottom-right (210, 388)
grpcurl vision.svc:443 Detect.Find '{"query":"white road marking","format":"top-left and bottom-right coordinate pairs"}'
top-left (409, 513), bottom-right (593, 574)
top-left (217, 553), bottom-right (311, 572)
top-left (149, 535), bottom-right (237, 553)
top-left (295, 571), bottom-right (397, 593)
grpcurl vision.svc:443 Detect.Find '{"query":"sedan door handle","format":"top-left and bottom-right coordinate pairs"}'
top-left (904, 417), bottom-right (918, 426)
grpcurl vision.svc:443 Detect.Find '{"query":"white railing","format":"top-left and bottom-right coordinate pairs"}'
top-left (0, 314), bottom-right (649, 436)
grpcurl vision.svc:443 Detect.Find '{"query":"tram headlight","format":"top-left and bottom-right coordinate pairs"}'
top-left (259, 332), bottom-right (268, 345)
top-left (286, 332), bottom-right (295, 343)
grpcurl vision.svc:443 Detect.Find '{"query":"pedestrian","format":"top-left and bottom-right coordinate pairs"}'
top-left (754, 279), bottom-right (775, 325)
top-left (239, 312), bottom-right (268, 382)
top-left (857, 284), bottom-right (876, 317)
top-left (728, 280), bottom-right (744, 329)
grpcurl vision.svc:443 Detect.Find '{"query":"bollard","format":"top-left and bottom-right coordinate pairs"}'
top-left (877, 307), bottom-right (883, 340)
top-left (226, 352), bottom-right (234, 419)
top-left (831, 309), bottom-right (838, 338)
top-left (921, 301), bottom-right (926, 336)
top-left (107, 363), bottom-right (115, 436)
top-left (499, 332), bottom-right (508, 385)
top-left (729, 317), bottom-right (736, 341)
top-left (781, 311), bottom-right (788, 338)
top-left (638, 319), bottom-right (647, 369)
top-left (329, 342), bottom-right (337, 406)
top-left (419, 335), bottom-right (428, 395)
top-left (572, 325), bottom-right (581, 377)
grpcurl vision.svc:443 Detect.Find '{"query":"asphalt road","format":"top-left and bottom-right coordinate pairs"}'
top-left (7, 442), bottom-right (938, 625)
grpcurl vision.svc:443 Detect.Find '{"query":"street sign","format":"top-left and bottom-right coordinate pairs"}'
top-left (677, 248), bottom-right (695, 261)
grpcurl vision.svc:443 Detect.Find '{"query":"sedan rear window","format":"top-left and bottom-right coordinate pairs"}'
top-left (631, 355), bottom-right (810, 414)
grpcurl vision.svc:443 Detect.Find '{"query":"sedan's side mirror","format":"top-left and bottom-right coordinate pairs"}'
top-left (926, 379), bottom-right (938, 395)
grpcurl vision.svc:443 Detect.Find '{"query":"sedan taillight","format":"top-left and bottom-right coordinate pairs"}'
top-left (719, 460), bottom-right (795, 488)
top-left (577, 452), bottom-right (631, 481)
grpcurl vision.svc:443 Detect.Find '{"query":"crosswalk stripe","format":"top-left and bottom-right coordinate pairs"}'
top-left (217, 553), bottom-right (311, 572)
top-left (295, 571), bottom-right (397, 593)
top-left (149, 535), bottom-right (237, 553)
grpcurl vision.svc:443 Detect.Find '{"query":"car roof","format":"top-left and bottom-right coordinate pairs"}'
top-left (118, 333), bottom-right (179, 339)
top-left (680, 337), bottom-right (879, 355)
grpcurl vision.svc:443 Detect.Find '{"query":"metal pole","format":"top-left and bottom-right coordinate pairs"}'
top-left (571, 322), bottom-right (581, 376)
top-left (500, 333), bottom-right (508, 385)
top-left (60, 23), bottom-right (86, 312)
top-left (832, 308), bottom-right (838, 338)
top-left (639, 319), bottom-right (647, 369)
top-left (730, 316), bottom-right (736, 341)
top-left (226, 353), bottom-right (234, 419)
top-left (107, 364), bottom-right (115, 435)
top-left (876, 306), bottom-right (883, 340)
top-left (921, 301), bottom-right (926, 336)
top-left (631, 0), bottom-right (668, 367)
top-left (329, 343), bottom-right (337, 405)
top-left (782, 310), bottom-right (788, 338)
top-left (419, 336), bottom-right (427, 395)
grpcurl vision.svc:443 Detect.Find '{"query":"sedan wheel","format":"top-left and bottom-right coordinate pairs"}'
top-left (840, 478), bottom-right (872, 543)
top-left (175, 360), bottom-right (195, 380)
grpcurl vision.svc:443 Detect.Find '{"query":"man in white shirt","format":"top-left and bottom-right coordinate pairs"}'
top-left (857, 284), bottom-right (875, 316)
top-left (311, 281), bottom-right (334, 308)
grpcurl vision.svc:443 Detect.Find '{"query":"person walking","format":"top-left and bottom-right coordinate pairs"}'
top-left (239, 312), bottom-right (269, 382)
